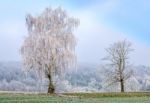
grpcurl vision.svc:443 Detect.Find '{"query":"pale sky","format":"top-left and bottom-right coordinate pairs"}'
top-left (0, 0), bottom-right (150, 66)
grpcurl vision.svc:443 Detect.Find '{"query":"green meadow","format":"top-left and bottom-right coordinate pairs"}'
top-left (0, 92), bottom-right (150, 103)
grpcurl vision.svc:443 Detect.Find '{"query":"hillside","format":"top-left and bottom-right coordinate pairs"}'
top-left (0, 62), bottom-right (149, 92)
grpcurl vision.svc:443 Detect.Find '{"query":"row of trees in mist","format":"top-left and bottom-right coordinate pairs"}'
top-left (0, 62), bottom-right (150, 92)
top-left (21, 6), bottom-right (134, 93)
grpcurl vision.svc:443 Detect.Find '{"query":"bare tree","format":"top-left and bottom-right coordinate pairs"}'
top-left (102, 40), bottom-right (134, 92)
top-left (21, 7), bottom-right (79, 94)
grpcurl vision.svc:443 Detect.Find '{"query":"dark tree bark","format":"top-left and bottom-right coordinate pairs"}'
top-left (47, 74), bottom-right (55, 94)
top-left (120, 78), bottom-right (124, 92)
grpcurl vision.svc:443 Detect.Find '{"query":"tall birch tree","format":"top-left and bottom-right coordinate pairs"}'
top-left (21, 7), bottom-right (79, 93)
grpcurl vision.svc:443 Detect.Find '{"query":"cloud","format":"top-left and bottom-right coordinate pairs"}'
top-left (0, 19), bottom-right (26, 61)
top-left (132, 41), bottom-right (150, 66)
top-left (0, 20), bottom-right (26, 38)
top-left (70, 0), bottom-right (150, 66)
top-left (0, 0), bottom-right (149, 67)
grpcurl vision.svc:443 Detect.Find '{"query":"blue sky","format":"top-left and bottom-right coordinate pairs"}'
top-left (104, 0), bottom-right (150, 43)
top-left (0, 0), bottom-right (150, 66)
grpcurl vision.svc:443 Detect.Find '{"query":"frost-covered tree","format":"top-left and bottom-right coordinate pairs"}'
top-left (102, 40), bottom-right (134, 92)
top-left (21, 7), bottom-right (79, 93)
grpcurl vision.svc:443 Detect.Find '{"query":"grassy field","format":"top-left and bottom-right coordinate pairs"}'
top-left (0, 92), bottom-right (150, 103)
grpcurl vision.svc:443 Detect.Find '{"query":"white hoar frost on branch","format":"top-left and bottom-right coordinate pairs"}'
top-left (21, 7), bottom-right (79, 93)
top-left (102, 40), bottom-right (134, 92)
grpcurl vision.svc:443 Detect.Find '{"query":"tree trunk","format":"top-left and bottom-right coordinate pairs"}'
top-left (47, 74), bottom-right (55, 94)
top-left (120, 79), bottom-right (124, 92)
top-left (48, 81), bottom-right (55, 94)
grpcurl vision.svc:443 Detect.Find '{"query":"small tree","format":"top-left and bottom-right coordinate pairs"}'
top-left (102, 40), bottom-right (134, 92)
top-left (21, 7), bottom-right (79, 94)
